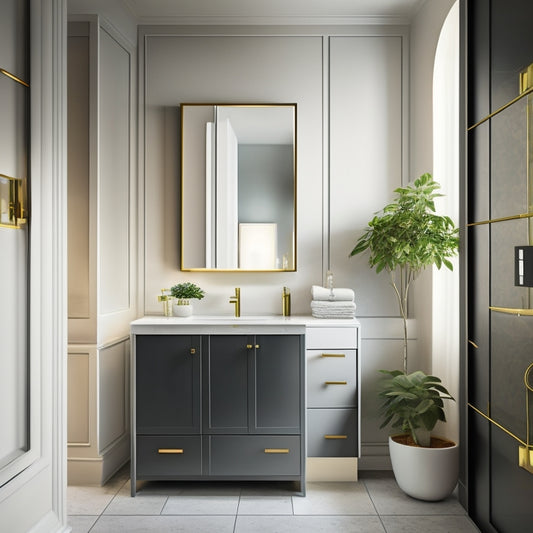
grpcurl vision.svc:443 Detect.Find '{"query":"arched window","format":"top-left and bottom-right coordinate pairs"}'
top-left (432, 0), bottom-right (460, 442)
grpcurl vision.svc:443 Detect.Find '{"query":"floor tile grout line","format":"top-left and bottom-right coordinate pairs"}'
top-left (360, 478), bottom-right (386, 526)
top-left (160, 494), bottom-right (170, 515)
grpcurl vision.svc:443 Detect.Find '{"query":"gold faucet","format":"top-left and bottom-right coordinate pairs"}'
top-left (229, 287), bottom-right (241, 317)
top-left (282, 286), bottom-right (291, 317)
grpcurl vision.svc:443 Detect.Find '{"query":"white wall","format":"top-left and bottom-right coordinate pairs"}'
top-left (66, 14), bottom-right (136, 484)
top-left (139, 25), bottom-right (410, 468)
top-left (68, 0), bottom-right (137, 46)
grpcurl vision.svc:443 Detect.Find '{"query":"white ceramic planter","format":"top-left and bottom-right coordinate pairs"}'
top-left (389, 435), bottom-right (459, 501)
top-left (172, 302), bottom-right (193, 317)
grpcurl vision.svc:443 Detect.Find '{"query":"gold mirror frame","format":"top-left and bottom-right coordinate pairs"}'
top-left (180, 103), bottom-right (297, 272)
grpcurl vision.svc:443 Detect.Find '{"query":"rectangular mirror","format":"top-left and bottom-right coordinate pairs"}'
top-left (180, 103), bottom-right (296, 271)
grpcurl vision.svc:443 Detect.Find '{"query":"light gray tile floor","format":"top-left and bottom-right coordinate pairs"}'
top-left (67, 466), bottom-right (481, 533)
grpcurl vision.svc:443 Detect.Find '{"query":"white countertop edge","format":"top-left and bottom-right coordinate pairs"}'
top-left (130, 315), bottom-right (359, 335)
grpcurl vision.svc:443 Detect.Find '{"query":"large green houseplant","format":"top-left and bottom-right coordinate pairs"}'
top-left (350, 173), bottom-right (460, 500)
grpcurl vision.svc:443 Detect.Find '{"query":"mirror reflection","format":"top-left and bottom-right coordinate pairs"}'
top-left (180, 104), bottom-right (296, 271)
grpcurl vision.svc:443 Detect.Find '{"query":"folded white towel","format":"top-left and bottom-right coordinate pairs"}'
top-left (311, 300), bottom-right (356, 319)
top-left (311, 285), bottom-right (355, 302)
top-left (311, 310), bottom-right (356, 319)
top-left (311, 301), bottom-right (356, 309)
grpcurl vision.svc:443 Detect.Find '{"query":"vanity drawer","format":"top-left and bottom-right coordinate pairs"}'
top-left (307, 409), bottom-right (358, 457)
top-left (306, 327), bottom-right (357, 349)
top-left (209, 435), bottom-right (301, 476)
top-left (136, 436), bottom-right (201, 477)
top-left (307, 349), bottom-right (357, 407)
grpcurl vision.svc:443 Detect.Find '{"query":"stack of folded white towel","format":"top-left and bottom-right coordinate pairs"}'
top-left (310, 285), bottom-right (356, 319)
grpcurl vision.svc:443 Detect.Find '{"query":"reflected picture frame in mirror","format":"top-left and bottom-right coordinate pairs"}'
top-left (180, 103), bottom-right (297, 272)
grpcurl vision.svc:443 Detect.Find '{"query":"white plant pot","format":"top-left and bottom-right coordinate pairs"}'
top-left (172, 302), bottom-right (193, 317)
top-left (389, 435), bottom-right (459, 501)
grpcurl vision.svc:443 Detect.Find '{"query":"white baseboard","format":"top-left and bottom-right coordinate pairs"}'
top-left (68, 434), bottom-right (130, 486)
top-left (306, 458), bottom-right (358, 481)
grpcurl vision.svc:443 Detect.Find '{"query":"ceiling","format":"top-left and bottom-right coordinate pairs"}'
top-left (122, 0), bottom-right (427, 24)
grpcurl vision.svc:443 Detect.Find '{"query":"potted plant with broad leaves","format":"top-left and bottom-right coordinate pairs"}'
top-left (350, 173), bottom-right (460, 501)
top-left (170, 282), bottom-right (205, 317)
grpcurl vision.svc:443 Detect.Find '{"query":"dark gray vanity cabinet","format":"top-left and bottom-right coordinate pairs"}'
top-left (131, 332), bottom-right (305, 495)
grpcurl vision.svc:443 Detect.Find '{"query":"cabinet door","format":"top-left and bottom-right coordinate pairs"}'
top-left (252, 335), bottom-right (301, 434)
top-left (136, 335), bottom-right (200, 434)
top-left (203, 335), bottom-right (249, 433)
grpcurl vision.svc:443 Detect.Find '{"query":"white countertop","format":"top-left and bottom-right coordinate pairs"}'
top-left (130, 315), bottom-right (359, 335)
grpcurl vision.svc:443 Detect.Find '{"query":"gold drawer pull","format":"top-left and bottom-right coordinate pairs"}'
top-left (246, 344), bottom-right (253, 349)
top-left (264, 448), bottom-right (289, 454)
top-left (325, 381), bottom-right (347, 385)
top-left (324, 435), bottom-right (348, 440)
top-left (158, 448), bottom-right (184, 454)
top-left (190, 348), bottom-right (196, 355)
top-left (321, 353), bottom-right (346, 358)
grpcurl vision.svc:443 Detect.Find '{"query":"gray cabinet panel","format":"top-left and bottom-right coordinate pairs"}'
top-left (136, 335), bottom-right (200, 434)
top-left (253, 335), bottom-right (302, 433)
top-left (307, 349), bottom-right (357, 408)
top-left (203, 335), bottom-right (249, 433)
top-left (209, 435), bottom-right (301, 476)
top-left (307, 409), bottom-right (358, 457)
top-left (137, 435), bottom-right (201, 477)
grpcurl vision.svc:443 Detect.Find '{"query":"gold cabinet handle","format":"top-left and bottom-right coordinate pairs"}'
top-left (321, 353), bottom-right (346, 358)
top-left (158, 448), bottom-right (184, 454)
top-left (324, 381), bottom-right (347, 385)
top-left (264, 448), bottom-right (289, 454)
top-left (190, 348), bottom-right (196, 355)
top-left (255, 344), bottom-right (260, 349)
top-left (324, 435), bottom-right (348, 440)
top-left (246, 344), bottom-right (253, 349)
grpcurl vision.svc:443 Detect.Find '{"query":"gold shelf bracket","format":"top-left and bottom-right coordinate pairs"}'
top-left (489, 306), bottom-right (533, 316)
top-left (0, 174), bottom-right (27, 229)
top-left (469, 361), bottom-right (533, 475)
top-left (519, 446), bottom-right (533, 474)
top-left (0, 68), bottom-right (29, 87)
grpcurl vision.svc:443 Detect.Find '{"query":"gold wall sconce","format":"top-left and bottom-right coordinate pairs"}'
top-left (0, 174), bottom-right (27, 229)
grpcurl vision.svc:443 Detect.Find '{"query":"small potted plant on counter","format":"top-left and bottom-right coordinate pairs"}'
top-left (350, 172), bottom-right (460, 501)
top-left (170, 282), bottom-right (205, 317)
